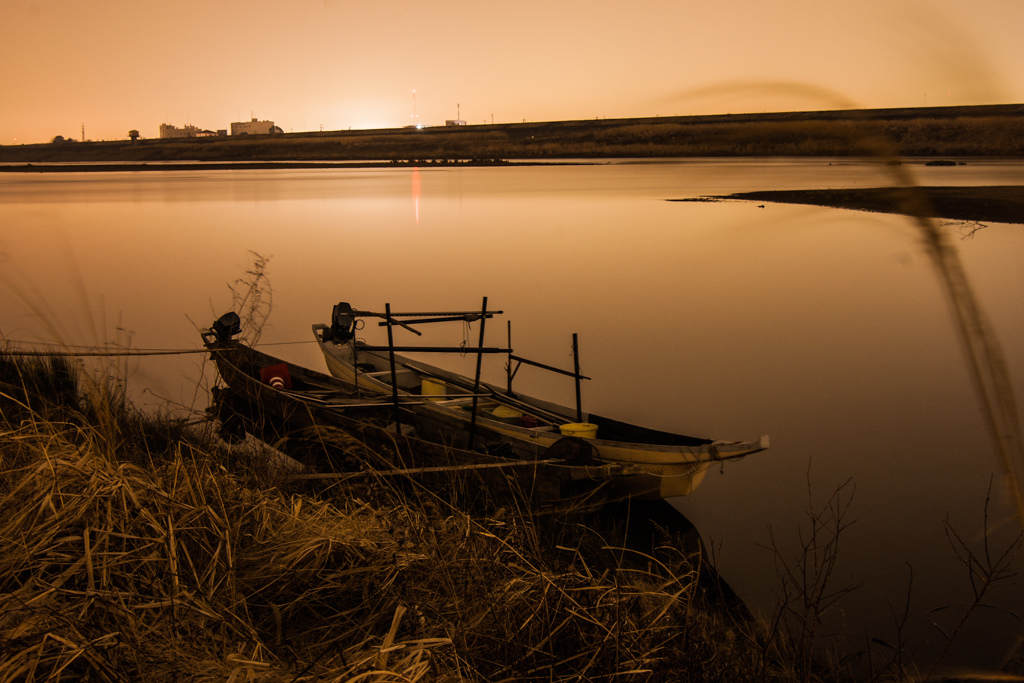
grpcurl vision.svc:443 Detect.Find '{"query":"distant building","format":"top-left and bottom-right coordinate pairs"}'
top-left (445, 119), bottom-right (467, 127)
top-left (159, 123), bottom-right (201, 139)
top-left (231, 118), bottom-right (275, 135)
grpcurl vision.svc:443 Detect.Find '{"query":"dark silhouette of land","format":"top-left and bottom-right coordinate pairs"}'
top-left (678, 186), bottom-right (1024, 225)
top-left (0, 160), bottom-right (534, 173)
top-left (2, 103), bottom-right (1023, 163)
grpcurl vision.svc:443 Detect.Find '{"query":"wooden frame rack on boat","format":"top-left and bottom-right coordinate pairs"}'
top-left (342, 297), bottom-right (590, 448)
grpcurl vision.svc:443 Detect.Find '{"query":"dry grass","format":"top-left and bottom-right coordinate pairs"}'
top-left (1, 351), bottom-right (871, 682)
top-left (0, 413), bottom-right (449, 680)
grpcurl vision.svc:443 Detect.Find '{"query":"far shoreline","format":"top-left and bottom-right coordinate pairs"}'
top-left (0, 159), bottom-right (579, 173)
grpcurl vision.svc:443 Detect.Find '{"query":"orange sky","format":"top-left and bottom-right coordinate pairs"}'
top-left (1, 0), bottom-right (1021, 144)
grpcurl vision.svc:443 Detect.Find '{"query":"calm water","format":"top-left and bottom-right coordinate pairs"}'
top-left (2, 159), bottom-right (1023, 671)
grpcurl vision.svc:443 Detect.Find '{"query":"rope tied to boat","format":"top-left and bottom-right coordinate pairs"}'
top-left (460, 318), bottom-right (473, 356)
top-left (1, 339), bottom-right (318, 358)
top-left (286, 457), bottom-right (568, 481)
top-left (2, 347), bottom-right (207, 358)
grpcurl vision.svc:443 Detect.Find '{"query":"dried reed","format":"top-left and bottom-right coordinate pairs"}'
top-left (1, 350), bottom-right (843, 682)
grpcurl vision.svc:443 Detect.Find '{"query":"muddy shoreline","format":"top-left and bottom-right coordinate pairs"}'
top-left (677, 186), bottom-right (1024, 225)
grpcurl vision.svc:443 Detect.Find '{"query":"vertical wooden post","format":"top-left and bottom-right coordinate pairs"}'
top-left (573, 333), bottom-right (582, 423)
top-left (352, 344), bottom-right (360, 397)
top-left (506, 320), bottom-right (513, 395)
top-left (468, 297), bottom-right (488, 449)
top-left (385, 303), bottom-right (401, 434)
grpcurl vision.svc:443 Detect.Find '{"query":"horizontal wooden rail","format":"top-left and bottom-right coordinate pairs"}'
top-left (359, 345), bottom-right (510, 354)
top-left (354, 309), bottom-right (503, 318)
top-left (509, 354), bottom-right (591, 381)
top-left (376, 314), bottom-right (498, 326)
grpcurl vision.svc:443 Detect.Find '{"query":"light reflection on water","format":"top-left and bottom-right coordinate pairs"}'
top-left (2, 159), bottom-right (1022, 669)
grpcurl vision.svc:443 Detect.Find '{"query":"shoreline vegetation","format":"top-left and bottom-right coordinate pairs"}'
top-left (2, 103), bottom-right (1023, 164)
top-left (3, 348), bottom-right (985, 682)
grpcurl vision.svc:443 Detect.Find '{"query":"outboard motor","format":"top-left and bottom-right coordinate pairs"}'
top-left (211, 311), bottom-right (242, 344)
top-left (330, 302), bottom-right (355, 343)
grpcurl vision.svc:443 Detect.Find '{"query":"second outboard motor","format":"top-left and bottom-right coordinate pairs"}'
top-left (330, 302), bottom-right (355, 343)
top-left (211, 311), bottom-right (242, 344)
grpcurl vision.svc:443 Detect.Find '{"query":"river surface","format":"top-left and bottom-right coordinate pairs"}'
top-left (2, 158), bottom-right (1023, 672)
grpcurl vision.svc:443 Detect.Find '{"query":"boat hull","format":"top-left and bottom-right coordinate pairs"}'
top-left (313, 324), bottom-right (768, 499)
top-left (204, 335), bottom-right (669, 507)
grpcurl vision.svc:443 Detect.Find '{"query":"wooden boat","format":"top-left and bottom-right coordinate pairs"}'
top-left (202, 313), bottom-right (653, 508)
top-left (313, 302), bottom-right (769, 499)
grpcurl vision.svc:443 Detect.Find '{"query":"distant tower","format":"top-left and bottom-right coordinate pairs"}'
top-left (412, 90), bottom-right (419, 127)
top-left (81, 124), bottom-right (85, 142)
top-left (128, 130), bottom-right (140, 145)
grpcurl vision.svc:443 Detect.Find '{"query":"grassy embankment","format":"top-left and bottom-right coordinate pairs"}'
top-left (2, 104), bottom-right (1023, 164)
top-left (1, 349), bottom-right (924, 682)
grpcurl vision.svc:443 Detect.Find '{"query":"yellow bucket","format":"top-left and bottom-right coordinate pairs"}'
top-left (559, 422), bottom-right (598, 439)
top-left (421, 378), bottom-right (446, 400)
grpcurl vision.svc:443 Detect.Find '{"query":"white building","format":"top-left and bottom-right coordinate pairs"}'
top-left (445, 119), bottom-right (467, 126)
top-left (231, 118), bottom-right (275, 135)
top-left (159, 123), bottom-right (201, 139)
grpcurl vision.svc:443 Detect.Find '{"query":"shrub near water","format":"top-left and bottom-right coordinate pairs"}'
top-left (1, 353), bottom-right (843, 682)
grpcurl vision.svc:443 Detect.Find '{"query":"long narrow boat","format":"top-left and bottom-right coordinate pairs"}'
top-left (313, 303), bottom-right (769, 499)
top-left (201, 313), bottom-right (654, 508)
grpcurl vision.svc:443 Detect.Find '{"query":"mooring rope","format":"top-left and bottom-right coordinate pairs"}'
top-left (288, 457), bottom-right (567, 481)
top-left (2, 347), bottom-right (206, 358)
top-left (0, 339), bottom-right (316, 358)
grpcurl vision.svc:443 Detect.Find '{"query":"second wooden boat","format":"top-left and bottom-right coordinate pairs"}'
top-left (314, 301), bottom-right (769, 499)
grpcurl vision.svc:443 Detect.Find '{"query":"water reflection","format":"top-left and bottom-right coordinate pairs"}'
top-left (412, 167), bottom-right (420, 225)
top-left (1, 160), bottom-right (1022, 670)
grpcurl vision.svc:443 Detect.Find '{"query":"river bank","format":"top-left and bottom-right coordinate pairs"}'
top-left (2, 103), bottom-right (1022, 163)
top-left (0, 349), bottom-right (874, 682)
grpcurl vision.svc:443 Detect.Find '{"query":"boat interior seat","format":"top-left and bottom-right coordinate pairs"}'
top-left (437, 397), bottom-right (477, 406)
top-left (361, 369), bottom-right (422, 391)
top-left (363, 369), bottom-right (417, 378)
